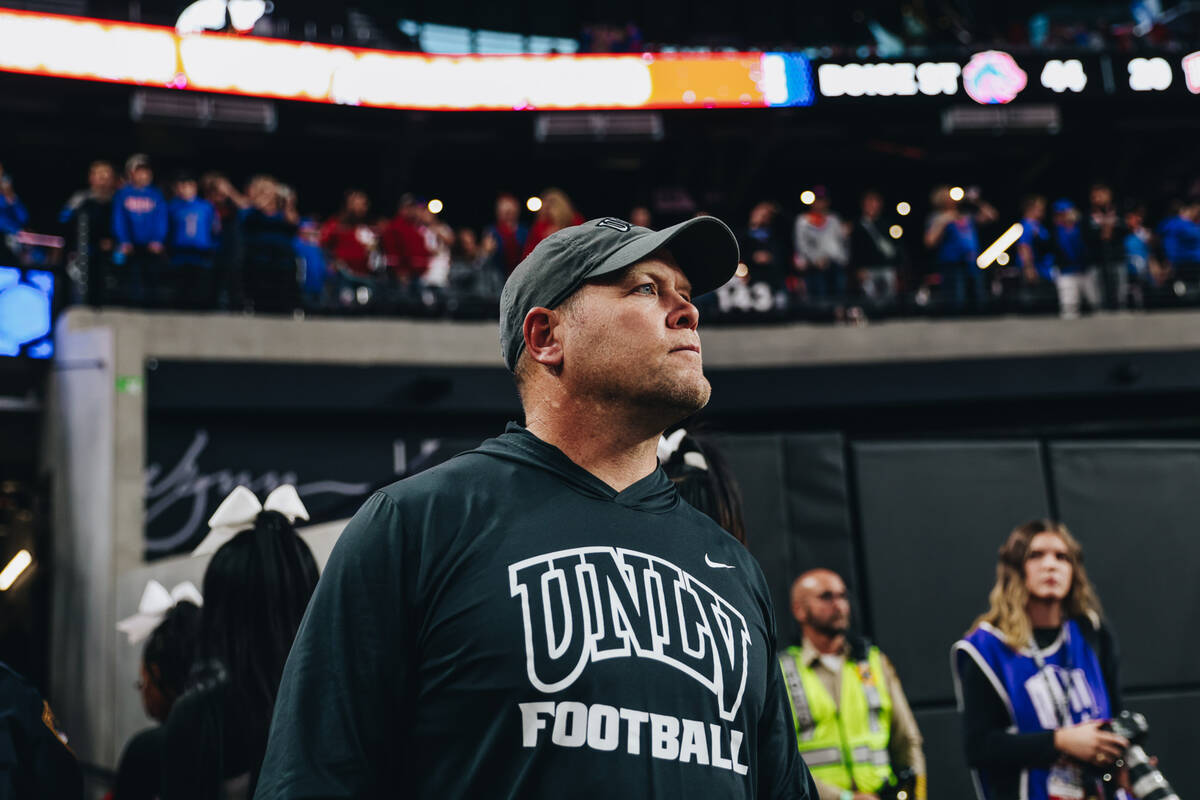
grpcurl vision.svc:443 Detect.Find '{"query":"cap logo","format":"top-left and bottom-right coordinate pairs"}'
top-left (596, 218), bottom-right (632, 232)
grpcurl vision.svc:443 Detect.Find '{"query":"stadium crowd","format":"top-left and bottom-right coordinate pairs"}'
top-left (4, 155), bottom-right (1199, 322)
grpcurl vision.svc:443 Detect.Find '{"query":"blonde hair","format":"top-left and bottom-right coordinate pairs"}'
top-left (539, 188), bottom-right (577, 229)
top-left (970, 519), bottom-right (1104, 649)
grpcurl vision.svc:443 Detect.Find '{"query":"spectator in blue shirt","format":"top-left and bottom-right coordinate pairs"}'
top-left (0, 163), bottom-right (30, 265)
top-left (924, 185), bottom-right (997, 313)
top-left (112, 154), bottom-right (168, 306)
top-left (167, 172), bottom-right (219, 309)
top-left (1016, 195), bottom-right (1055, 285)
top-left (1157, 199), bottom-right (1200, 287)
top-left (295, 218), bottom-right (328, 306)
top-left (1123, 203), bottom-right (1158, 309)
top-left (1051, 199), bottom-right (1099, 319)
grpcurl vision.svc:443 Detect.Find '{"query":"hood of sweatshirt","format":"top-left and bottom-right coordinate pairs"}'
top-left (472, 422), bottom-right (679, 515)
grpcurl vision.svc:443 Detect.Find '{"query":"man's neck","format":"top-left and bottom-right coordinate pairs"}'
top-left (1027, 598), bottom-right (1064, 629)
top-left (525, 396), bottom-right (665, 493)
top-left (804, 629), bottom-right (846, 656)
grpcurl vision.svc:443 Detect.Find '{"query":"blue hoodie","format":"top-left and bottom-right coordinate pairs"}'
top-left (1158, 215), bottom-right (1200, 264)
top-left (113, 185), bottom-right (168, 247)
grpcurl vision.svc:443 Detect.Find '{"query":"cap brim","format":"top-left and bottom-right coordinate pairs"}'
top-left (584, 216), bottom-right (739, 297)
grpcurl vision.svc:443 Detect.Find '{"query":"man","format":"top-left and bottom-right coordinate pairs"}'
top-left (849, 191), bottom-right (905, 313)
top-left (256, 215), bottom-right (817, 799)
top-left (60, 160), bottom-right (118, 305)
top-left (779, 570), bottom-right (925, 800)
top-left (1158, 197), bottom-right (1200, 289)
top-left (741, 201), bottom-right (788, 293)
top-left (793, 187), bottom-right (849, 313)
top-left (112, 154), bottom-right (168, 306)
top-left (1083, 183), bottom-right (1125, 310)
top-left (1016, 196), bottom-right (1054, 286)
top-left (923, 186), bottom-right (997, 313)
top-left (1050, 199), bottom-right (1098, 320)
top-left (166, 171), bottom-right (219, 309)
top-left (482, 192), bottom-right (529, 276)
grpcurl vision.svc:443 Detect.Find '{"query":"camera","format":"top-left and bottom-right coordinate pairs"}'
top-left (877, 768), bottom-right (917, 800)
top-left (1104, 711), bottom-right (1178, 800)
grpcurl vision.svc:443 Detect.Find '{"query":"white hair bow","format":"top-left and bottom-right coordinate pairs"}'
top-left (191, 484), bottom-right (310, 556)
top-left (116, 580), bottom-right (203, 645)
top-left (657, 428), bottom-right (708, 471)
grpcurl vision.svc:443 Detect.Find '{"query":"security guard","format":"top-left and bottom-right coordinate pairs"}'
top-left (779, 570), bottom-right (926, 800)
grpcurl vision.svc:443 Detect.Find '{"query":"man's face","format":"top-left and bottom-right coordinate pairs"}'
top-left (556, 256), bottom-right (710, 421)
top-left (131, 165), bottom-right (152, 188)
top-left (794, 572), bottom-right (851, 637)
top-left (862, 193), bottom-right (882, 218)
top-left (1091, 186), bottom-right (1113, 208)
top-left (89, 164), bottom-right (115, 193)
top-left (1024, 532), bottom-right (1073, 602)
top-left (497, 196), bottom-right (519, 224)
top-left (176, 180), bottom-right (197, 201)
top-left (346, 192), bottom-right (368, 218)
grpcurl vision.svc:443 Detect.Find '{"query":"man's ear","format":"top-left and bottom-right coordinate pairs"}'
top-left (523, 307), bottom-right (565, 370)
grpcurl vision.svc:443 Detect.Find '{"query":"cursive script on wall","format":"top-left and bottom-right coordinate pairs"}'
top-left (144, 430), bottom-right (374, 553)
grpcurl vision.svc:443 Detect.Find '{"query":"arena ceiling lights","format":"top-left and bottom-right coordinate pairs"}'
top-left (0, 8), bottom-right (815, 110)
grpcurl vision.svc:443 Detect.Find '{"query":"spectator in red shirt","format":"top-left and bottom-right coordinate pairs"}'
top-left (380, 193), bottom-right (430, 282)
top-left (320, 190), bottom-right (376, 276)
top-left (522, 187), bottom-right (583, 257)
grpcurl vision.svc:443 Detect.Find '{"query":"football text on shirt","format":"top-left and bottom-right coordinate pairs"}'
top-left (518, 701), bottom-right (749, 775)
top-left (508, 546), bottom-right (752, 721)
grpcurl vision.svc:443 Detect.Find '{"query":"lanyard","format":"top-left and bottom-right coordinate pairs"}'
top-left (1030, 625), bottom-right (1074, 728)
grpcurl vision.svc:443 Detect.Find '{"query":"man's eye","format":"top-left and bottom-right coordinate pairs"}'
top-left (634, 284), bottom-right (657, 294)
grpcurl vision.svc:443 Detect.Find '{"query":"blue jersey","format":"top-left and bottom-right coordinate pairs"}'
top-left (1053, 223), bottom-right (1087, 275)
top-left (113, 185), bottom-right (168, 247)
top-left (954, 621), bottom-right (1110, 800)
top-left (1125, 229), bottom-right (1152, 277)
top-left (932, 215), bottom-right (979, 266)
top-left (168, 197), bottom-right (217, 252)
top-left (1018, 218), bottom-right (1055, 279)
top-left (1158, 215), bottom-right (1200, 264)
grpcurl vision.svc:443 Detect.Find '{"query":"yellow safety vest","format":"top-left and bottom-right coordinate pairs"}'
top-left (778, 644), bottom-right (895, 793)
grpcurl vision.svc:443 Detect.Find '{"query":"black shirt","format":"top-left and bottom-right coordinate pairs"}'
top-left (114, 726), bottom-right (164, 800)
top-left (256, 424), bottom-right (816, 799)
top-left (163, 669), bottom-right (258, 800)
top-left (958, 620), bottom-right (1121, 800)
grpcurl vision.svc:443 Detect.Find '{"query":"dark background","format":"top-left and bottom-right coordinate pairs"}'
top-left (143, 350), bottom-right (1200, 797)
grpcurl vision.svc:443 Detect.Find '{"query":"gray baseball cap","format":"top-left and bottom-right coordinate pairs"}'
top-left (499, 215), bottom-right (739, 372)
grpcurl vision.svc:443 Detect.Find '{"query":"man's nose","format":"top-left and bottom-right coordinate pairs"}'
top-left (667, 294), bottom-right (699, 330)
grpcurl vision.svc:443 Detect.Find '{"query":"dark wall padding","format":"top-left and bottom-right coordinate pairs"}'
top-left (1118, 690), bottom-right (1200, 800)
top-left (1050, 442), bottom-right (1200, 690)
top-left (714, 434), bottom-right (856, 646)
top-left (912, 708), bottom-right (975, 800)
top-left (853, 442), bottom-right (1052, 706)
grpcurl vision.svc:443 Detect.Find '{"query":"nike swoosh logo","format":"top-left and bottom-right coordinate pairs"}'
top-left (705, 554), bottom-right (736, 570)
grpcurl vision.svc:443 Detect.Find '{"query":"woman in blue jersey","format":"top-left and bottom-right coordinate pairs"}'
top-left (952, 520), bottom-right (1127, 800)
